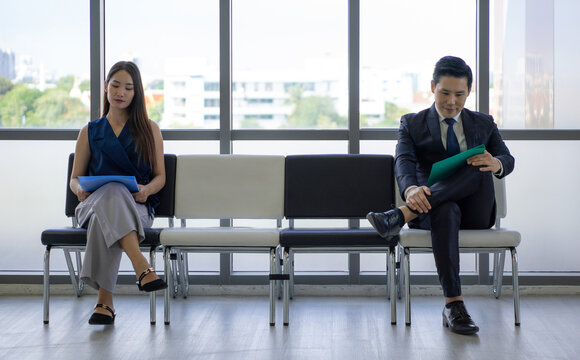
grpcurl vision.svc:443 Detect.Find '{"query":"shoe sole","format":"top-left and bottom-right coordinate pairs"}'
top-left (366, 212), bottom-right (388, 238)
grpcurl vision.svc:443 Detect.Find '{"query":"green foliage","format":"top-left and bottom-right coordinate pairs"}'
top-left (0, 78), bottom-right (90, 128)
top-left (148, 99), bottom-right (164, 124)
top-left (285, 85), bottom-right (346, 128)
top-left (149, 79), bottom-right (164, 90)
top-left (27, 89), bottom-right (88, 127)
top-left (0, 85), bottom-right (42, 127)
top-left (79, 80), bottom-right (90, 92)
top-left (0, 76), bottom-right (13, 96)
top-left (376, 101), bottom-right (409, 128)
top-left (240, 117), bottom-right (261, 129)
top-left (56, 75), bottom-right (76, 92)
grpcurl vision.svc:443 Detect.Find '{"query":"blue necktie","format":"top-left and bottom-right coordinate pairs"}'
top-left (444, 118), bottom-right (460, 156)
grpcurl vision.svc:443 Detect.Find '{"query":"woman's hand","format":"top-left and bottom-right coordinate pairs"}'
top-left (73, 183), bottom-right (91, 202)
top-left (132, 184), bottom-right (150, 203)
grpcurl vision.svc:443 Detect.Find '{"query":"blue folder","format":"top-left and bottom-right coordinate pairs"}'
top-left (78, 175), bottom-right (139, 193)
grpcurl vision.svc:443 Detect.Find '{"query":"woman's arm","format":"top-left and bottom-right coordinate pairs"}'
top-left (133, 121), bottom-right (166, 203)
top-left (70, 125), bottom-right (92, 202)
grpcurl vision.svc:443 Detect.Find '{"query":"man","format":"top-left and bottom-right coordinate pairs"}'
top-left (367, 56), bottom-right (514, 335)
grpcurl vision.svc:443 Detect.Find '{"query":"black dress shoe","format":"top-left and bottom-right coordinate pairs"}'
top-left (366, 209), bottom-right (404, 238)
top-left (137, 267), bottom-right (168, 292)
top-left (88, 304), bottom-right (116, 325)
top-left (442, 301), bottom-right (479, 335)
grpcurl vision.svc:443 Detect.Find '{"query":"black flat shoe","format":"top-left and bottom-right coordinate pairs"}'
top-left (88, 304), bottom-right (116, 325)
top-left (442, 301), bottom-right (479, 335)
top-left (137, 267), bottom-right (168, 292)
top-left (366, 209), bottom-right (404, 238)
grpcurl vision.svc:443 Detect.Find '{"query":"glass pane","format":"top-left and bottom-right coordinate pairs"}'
top-left (0, 1), bottom-right (90, 128)
top-left (491, 0), bottom-right (580, 129)
top-left (295, 253), bottom-right (348, 272)
top-left (360, 0), bottom-right (476, 128)
top-left (233, 140), bottom-right (347, 155)
top-left (232, 0), bottom-right (348, 129)
top-left (232, 253), bottom-right (269, 272)
top-left (105, 0), bottom-right (219, 129)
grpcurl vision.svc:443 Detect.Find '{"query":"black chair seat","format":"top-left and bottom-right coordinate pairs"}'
top-left (280, 228), bottom-right (398, 248)
top-left (41, 227), bottom-right (162, 247)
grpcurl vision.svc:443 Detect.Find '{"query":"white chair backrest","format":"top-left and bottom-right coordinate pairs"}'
top-left (493, 177), bottom-right (507, 220)
top-left (174, 155), bottom-right (285, 219)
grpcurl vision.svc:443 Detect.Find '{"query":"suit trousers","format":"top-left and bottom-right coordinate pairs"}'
top-left (409, 165), bottom-right (496, 297)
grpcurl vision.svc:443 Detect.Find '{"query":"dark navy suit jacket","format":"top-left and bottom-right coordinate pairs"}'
top-left (395, 104), bottom-right (515, 200)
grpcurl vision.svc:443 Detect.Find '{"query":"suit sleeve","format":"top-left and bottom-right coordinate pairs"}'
top-left (395, 115), bottom-right (419, 200)
top-left (485, 119), bottom-right (515, 178)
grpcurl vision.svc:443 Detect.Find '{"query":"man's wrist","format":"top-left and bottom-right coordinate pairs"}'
top-left (404, 185), bottom-right (419, 200)
top-left (494, 158), bottom-right (503, 176)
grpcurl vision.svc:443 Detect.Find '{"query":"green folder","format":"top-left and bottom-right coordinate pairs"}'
top-left (427, 144), bottom-right (486, 187)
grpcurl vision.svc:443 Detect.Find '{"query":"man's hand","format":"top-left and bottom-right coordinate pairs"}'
top-left (406, 186), bottom-right (432, 214)
top-left (466, 150), bottom-right (501, 174)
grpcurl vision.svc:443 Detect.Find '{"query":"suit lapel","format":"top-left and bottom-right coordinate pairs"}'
top-left (427, 104), bottom-right (445, 153)
top-left (461, 109), bottom-right (477, 149)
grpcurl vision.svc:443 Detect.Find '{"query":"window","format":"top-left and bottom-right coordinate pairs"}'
top-left (490, 0), bottom-right (580, 129)
top-left (360, 0), bottom-right (476, 128)
top-left (204, 82), bottom-right (219, 91)
top-left (232, 0), bottom-right (348, 129)
top-left (0, 1), bottom-right (90, 128)
top-left (204, 99), bottom-right (220, 107)
top-left (105, 0), bottom-right (219, 129)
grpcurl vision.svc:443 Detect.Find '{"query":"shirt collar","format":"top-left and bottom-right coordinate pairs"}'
top-left (435, 105), bottom-right (462, 124)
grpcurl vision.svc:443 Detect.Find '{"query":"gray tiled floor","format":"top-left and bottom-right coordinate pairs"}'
top-left (1, 293), bottom-right (579, 360)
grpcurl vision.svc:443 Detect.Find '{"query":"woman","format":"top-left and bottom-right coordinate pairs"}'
top-left (70, 61), bottom-right (167, 325)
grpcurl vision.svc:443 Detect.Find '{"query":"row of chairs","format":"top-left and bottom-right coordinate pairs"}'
top-left (41, 153), bottom-right (521, 326)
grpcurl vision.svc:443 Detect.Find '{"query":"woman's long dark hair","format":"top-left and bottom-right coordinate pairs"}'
top-left (102, 61), bottom-right (156, 171)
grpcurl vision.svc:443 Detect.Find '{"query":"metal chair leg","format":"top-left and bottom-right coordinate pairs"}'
top-left (169, 249), bottom-right (179, 298)
top-left (164, 246), bottom-right (171, 325)
top-left (64, 249), bottom-right (81, 297)
top-left (75, 251), bottom-right (84, 294)
top-left (289, 250), bottom-right (294, 300)
top-left (511, 248), bottom-right (521, 325)
top-left (283, 248), bottom-right (290, 326)
top-left (404, 247), bottom-right (411, 326)
top-left (396, 244), bottom-right (402, 300)
top-left (386, 251), bottom-right (390, 301)
top-left (388, 248), bottom-right (396, 325)
top-left (269, 248), bottom-right (276, 326)
top-left (179, 250), bottom-right (188, 298)
top-left (276, 246), bottom-right (283, 300)
top-left (149, 247), bottom-right (156, 325)
top-left (43, 248), bottom-right (50, 324)
top-left (493, 251), bottom-right (506, 298)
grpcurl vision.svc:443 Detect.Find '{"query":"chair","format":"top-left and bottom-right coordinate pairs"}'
top-left (160, 155), bottom-right (285, 326)
top-left (280, 154), bottom-right (400, 325)
top-left (41, 153), bottom-right (176, 324)
top-left (398, 177), bottom-right (521, 325)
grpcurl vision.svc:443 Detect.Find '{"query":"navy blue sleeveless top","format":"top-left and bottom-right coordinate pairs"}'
top-left (87, 116), bottom-right (159, 215)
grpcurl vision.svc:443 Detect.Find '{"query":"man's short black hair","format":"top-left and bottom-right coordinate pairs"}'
top-left (433, 56), bottom-right (473, 90)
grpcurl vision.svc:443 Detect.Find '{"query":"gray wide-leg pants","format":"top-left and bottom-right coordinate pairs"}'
top-left (76, 182), bottom-right (153, 293)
